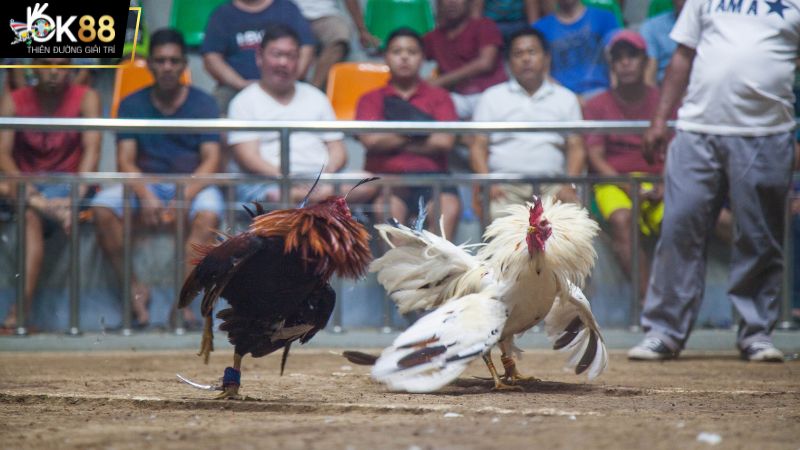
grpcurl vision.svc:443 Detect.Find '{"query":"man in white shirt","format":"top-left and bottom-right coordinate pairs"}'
top-left (292, 0), bottom-right (380, 89)
top-left (469, 28), bottom-right (585, 220)
top-left (630, 0), bottom-right (800, 362)
top-left (228, 24), bottom-right (349, 205)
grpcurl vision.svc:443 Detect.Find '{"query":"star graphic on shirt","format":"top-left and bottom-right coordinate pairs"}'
top-left (766, 0), bottom-right (789, 18)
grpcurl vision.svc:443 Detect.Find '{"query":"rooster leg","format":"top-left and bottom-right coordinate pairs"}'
top-left (215, 353), bottom-right (243, 400)
top-left (482, 352), bottom-right (521, 391)
top-left (198, 315), bottom-right (214, 364)
top-left (500, 353), bottom-right (541, 383)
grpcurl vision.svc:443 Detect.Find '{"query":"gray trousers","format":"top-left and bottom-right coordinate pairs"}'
top-left (641, 130), bottom-right (794, 351)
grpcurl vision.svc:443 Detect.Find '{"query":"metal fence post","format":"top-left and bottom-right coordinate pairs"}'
top-left (279, 128), bottom-right (290, 209)
top-left (629, 177), bottom-right (641, 331)
top-left (121, 184), bottom-right (133, 336)
top-left (431, 182), bottom-right (442, 236)
top-left (779, 193), bottom-right (794, 329)
top-left (173, 183), bottom-right (186, 335)
top-left (381, 184), bottom-right (394, 333)
top-left (14, 183), bottom-right (27, 336)
top-left (68, 181), bottom-right (81, 336)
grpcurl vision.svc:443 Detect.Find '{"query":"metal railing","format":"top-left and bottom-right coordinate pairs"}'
top-left (0, 118), bottom-right (795, 336)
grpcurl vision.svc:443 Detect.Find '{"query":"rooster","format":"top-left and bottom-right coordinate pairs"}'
top-left (366, 196), bottom-right (607, 392)
top-left (177, 177), bottom-right (376, 399)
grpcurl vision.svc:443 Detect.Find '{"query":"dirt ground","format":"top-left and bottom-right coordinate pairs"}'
top-left (0, 349), bottom-right (798, 450)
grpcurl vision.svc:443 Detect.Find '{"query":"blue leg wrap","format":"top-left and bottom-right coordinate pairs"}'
top-left (222, 367), bottom-right (241, 387)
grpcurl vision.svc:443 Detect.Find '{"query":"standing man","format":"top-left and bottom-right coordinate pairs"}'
top-left (0, 58), bottom-right (101, 332)
top-left (469, 28), bottom-right (584, 220)
top-left (201, 0), bottom-right (316, 113)
top-left (92, 30), bottom-right (223, 329)
top-left (630, 0), bottom-right (800, 362)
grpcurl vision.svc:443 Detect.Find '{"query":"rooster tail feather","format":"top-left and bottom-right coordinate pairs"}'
top-left (372, 291), bottom-right (507, 393)
top-left (544, 280), bottom-right (608, 380)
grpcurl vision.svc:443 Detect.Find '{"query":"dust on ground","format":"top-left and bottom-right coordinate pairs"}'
top-left (0, 348), bottom-right (798, 450)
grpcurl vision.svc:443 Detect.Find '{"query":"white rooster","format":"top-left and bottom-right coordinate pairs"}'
top-left (367, 196), bottom-right (607, 392)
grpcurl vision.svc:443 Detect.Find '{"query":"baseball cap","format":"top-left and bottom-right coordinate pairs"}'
top-left (606, 29), bottom-right (647, 53)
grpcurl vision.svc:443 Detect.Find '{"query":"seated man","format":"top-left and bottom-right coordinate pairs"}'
top-left (583, 30), bottom-right (664, 301)
top-left (201, 0), bottom-right (316, 112)
top-left (533, 0), bottom-right (620, 102)
top-left (92, 29), bottom-right (223, 328)
top-left (293, 0), bottom-right (380, 89)
top-left (424, 0), bottom-right (508, 120)
top-left (0, 58), bottom-right (101, 332)
top-left (357, 28), bottom-right (462, 239)
top-left (227, 25), bottom-right (364, 205)
top-left (470, 28), bottom-right (584, 220)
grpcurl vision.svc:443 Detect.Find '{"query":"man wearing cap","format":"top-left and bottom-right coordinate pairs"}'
top-left (583, 30), bottom-right (666, 303)
top-left (631, 0), bottom-right (800, 362)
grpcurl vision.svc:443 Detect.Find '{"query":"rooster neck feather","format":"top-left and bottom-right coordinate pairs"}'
top-left (478, 197), bottom-right (599, 287)
top-left (249, 200), bottom-right (372, 280)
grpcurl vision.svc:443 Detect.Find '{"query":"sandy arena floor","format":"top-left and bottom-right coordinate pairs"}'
top-left (0, 349), bottom-right (798, 450)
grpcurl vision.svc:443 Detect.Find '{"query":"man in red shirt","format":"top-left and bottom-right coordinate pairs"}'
top-left (583, 30), bottom-right (663, 302)
top-left (424, 0), bottom-right (508, 119)
top-left (356, 28), bottom-right (461, 239)
top-left (0, 58), bottom-right (101, 332)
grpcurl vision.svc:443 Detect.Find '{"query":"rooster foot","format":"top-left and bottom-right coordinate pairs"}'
top-left (500, 355), bottom-right (539, 384)
top-left (492, 380), bottom-right (523, 391)
top-left (214, 385), bottom-right (241, 400)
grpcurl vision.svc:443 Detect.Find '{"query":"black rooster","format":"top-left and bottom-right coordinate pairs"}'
top-left (178, 178), bottom-right (376, 399)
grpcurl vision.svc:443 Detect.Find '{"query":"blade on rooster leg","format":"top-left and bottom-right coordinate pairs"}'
top-left (178, 177), bottom-right (377, 399)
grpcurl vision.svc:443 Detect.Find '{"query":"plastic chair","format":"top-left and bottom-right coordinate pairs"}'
top-left (647, 0), bottom-right (674, 17)
top-left (364, 0), bottom-right (435, 48)
top-left (582, 0), bottom-right (624, 26)
top-left (169, 0), bottom-right (228, 47)
top-left (326, 62), bottom-right (391, 120)
top-left (110, 60), bottom-right (192, 118)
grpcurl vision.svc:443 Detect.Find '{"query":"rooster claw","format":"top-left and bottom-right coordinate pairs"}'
top-left (492, 381), bottom-right (523, 391)
top-left (176, 373), bottom-right (222, 391)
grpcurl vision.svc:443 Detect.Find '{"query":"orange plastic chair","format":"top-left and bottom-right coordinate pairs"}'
top-left (110, 59), bottom-right (192, 118)
top-left (326, 62), bottom-right (391, 120)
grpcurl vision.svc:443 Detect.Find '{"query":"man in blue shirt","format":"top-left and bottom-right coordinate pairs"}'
top-left (92, 29), bottom-right (223, 329)
top-left (200, 0), bottom-right (316, 113)
top-left (532, 0), bottom-right (619, 101)
top-left (641, 0), bottom-right (684, 85)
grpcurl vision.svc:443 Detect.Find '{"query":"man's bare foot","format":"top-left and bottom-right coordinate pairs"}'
top-left (131, 282), bottom-right (150, 326)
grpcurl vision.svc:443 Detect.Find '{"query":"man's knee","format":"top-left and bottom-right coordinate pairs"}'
top-left (191, 211), bottom-right (218, 230)
top-left (608, 209), bottom-right (633, 233)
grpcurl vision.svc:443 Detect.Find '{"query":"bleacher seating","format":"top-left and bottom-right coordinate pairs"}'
top-left (364, 0), bottom-right (435, 48)
top-left (169, 0), bottom-right (227, 47)
top-left (326, 62), bottom-right (391, 120)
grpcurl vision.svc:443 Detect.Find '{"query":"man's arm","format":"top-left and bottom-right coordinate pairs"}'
top-left (358, 132), bottom-right (409, 153)
top-left (203, 52), bottom-right (253, 91)
top-left (324, 140), bottom-right (347, 173)
top-left (644, 57), bottom-right (658, 86)
top-left (343, 0), bottom-right (380, 49)
top-left (230, 140), bottom-right (281, 176)
top-left (525, 0), bottom-right (542, 23)
top-left (471, 0), bottom-right (484, 17)
top-left (558, 134), bottom-right (585, 203)
top-left (77, 88), bottom-right (102, 197)
top-left (185, 141), bottom-right (222, 202)
top-left (298, 45), bottom-right (315, 80)
top-left (0, 93), bottom-right (22, 198)
top-left (643, 44), bottom-right (695, 163)
top-left (406, 132), bottom-right (456, 155)
top-left (586, 143), bottom-right (617, 177)
top-left (429, 45), bottom-right (499, 89)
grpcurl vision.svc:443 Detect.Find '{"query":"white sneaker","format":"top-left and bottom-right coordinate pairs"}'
top-left (740, 341), bottom-right (784, 362)
top-left (628, 337), bottom-right (678, 360)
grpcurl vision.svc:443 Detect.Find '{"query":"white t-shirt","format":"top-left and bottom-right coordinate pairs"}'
top-left (228, 82), bottom-right (344, 175)
top-left (472, 78), bottom-right (582, 176)
top-left (671, 0), bottom-right (800, 135)
top-left (293, 0), bottom-right (341, 20)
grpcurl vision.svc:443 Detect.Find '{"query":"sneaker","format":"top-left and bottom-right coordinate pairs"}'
top-left (740, 341), bottom-right (784, 362)
top-left (628, 337), bottom-right (678, 360)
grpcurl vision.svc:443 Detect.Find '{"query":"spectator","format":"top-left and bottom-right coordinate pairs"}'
top-left (357, 28), bottom-right (461, 239)
top-left (201, 0), bottom-right (316, 113)
top-left (471, 0), bottom-right (549, 44)
top-left (533, 0), bottom-right (620, 101)
top-left (469, 28), bottom-right (583, 220)
top-left (0, 58), bottom-right (101, 332)
top-left (424, 0), bottom-right (508, 120)
top-left (583, 30), bottom-right (664, 301)
top-left (293, 0), bottom-right (381, 89)
top-left (228, 25), bottom-right (370, 205)
top-left (630, 0), bottom-right (799, 362)
top-left (92, 30), bottom-right (223, 329)
top-left (641, 0), bottom-right (685, 85)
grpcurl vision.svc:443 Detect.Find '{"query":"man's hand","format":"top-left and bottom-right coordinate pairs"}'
top-left (642, 119), bottom-right (669, 165)
top-left (138, 190), bottom-right (164, 227)
top-left (471, 184), bottom-right (506, 220)
top-left (358, 29), bottom-right (381, 51)
top-left (556, 184), bottom-right (579, 204)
